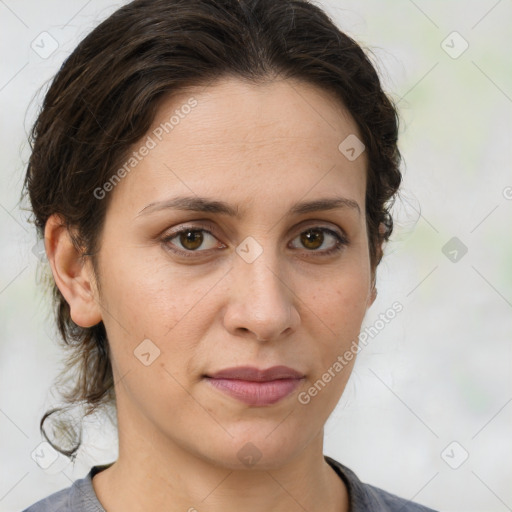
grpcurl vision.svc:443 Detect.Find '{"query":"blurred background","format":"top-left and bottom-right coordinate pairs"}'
top-left (0, 1), bottom-right (510, 510)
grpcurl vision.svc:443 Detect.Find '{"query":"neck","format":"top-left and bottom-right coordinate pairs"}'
top-left (92, 406), bottom-right (348, 512)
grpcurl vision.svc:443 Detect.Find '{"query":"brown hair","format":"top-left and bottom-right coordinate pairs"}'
top-left (22, 0), bottom-right (401, 457)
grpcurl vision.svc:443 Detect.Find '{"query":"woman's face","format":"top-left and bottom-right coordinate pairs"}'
top-left (91, 77), bottom-right (376, 469)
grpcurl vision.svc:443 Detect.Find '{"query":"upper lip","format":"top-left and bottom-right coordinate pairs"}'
top-left (205, 365), bottom-right (304, 382)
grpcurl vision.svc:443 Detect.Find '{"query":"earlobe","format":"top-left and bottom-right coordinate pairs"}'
top-left (44, 214), bottom-right (102, 328)
top-left (367, 284), bottom-right (377, 308)
top-left (367, 223), bottom-right (385, 308)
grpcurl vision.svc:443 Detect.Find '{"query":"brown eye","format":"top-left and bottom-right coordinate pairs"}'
top-left (300, 229), bottom-right (324, 250)
top-left (179, 230), bottom-right (204, 250)
top-left (289, 227), bottom-right (347, 256)
top-left (163, 227), bottom-right (223, 256)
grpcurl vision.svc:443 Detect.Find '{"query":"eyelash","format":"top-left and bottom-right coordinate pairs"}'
top-left (161, 223), bottom-right (349, 259)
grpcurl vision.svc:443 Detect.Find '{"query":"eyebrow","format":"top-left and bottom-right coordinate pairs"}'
top-left (137, 195), bottom-right (361, 218)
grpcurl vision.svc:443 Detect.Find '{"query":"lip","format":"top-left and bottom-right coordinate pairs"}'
top-left (205, 365), bottom-right (304, 381)
top-left (204, 365), bottom-right (305, 406)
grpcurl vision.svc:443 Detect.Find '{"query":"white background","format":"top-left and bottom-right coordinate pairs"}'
top-left (0, 1), bottom-right (511, 511)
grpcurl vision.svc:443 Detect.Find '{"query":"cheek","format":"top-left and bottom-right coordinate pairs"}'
top-left (297, 274), bottom-right (369, 418)
top-left (100, 244), bottom-right (183, 317)
top-left (307, 258), bottom-right (370, 323)
top-left (302, 265), bottom-right (371, 366)
top-left (97, 247), bottom-right (221, 370)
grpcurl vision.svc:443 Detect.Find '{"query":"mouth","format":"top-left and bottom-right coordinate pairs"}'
top-left (203, 365), bottom-right (305, 406)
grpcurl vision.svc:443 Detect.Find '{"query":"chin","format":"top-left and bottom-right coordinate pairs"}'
top-left (204, 429), bottom-right (305, 471)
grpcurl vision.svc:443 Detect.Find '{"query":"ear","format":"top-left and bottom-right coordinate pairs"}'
top-left (44, 214), bottom-right (102, 328)
top-left (366, 282), bottom-right (378, 308)
top-left (366, 223), bottom-right (386, 308)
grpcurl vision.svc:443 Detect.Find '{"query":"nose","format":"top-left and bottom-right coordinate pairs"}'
top-left (222, 247), bottom-right (300, 342)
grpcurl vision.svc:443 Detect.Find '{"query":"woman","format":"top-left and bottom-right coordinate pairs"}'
top-left (21, 0), bottom-right (437, 510)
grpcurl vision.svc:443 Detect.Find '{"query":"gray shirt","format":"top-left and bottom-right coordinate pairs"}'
top-left (22, 455), bottom-right (438, 511)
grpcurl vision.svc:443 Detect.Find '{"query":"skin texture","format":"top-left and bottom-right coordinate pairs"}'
top-left (45, 77), bottom-right (380, 512)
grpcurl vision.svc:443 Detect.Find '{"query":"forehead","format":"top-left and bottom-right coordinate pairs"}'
top-left (109, 77), bottom-right (367, 215)
top-left (157, 77), bottom-right (363, 151)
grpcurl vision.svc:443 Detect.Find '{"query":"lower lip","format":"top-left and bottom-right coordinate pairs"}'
top-left (205, 378), bottom-right (303, 406)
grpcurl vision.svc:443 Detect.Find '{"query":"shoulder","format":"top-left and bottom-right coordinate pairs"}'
top-left (21, 466), bottom-right (107, 512)
top-left (22, 482), bottom-right (78, 512)
top-left (22, 485), bottom-right (70, 512)
top-left (325, 455), bottom-right (438, 512)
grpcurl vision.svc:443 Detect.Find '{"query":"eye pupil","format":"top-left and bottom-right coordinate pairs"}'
top-left (301, 229), bottom-right (323, 250)
top-left (180, 230), bottom-right (203, 250)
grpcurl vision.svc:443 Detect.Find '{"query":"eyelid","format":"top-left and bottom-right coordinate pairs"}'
top-left (291, 220), bottom-right (347, 238)
top-left (162, 221), bottom-right (220, 240)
